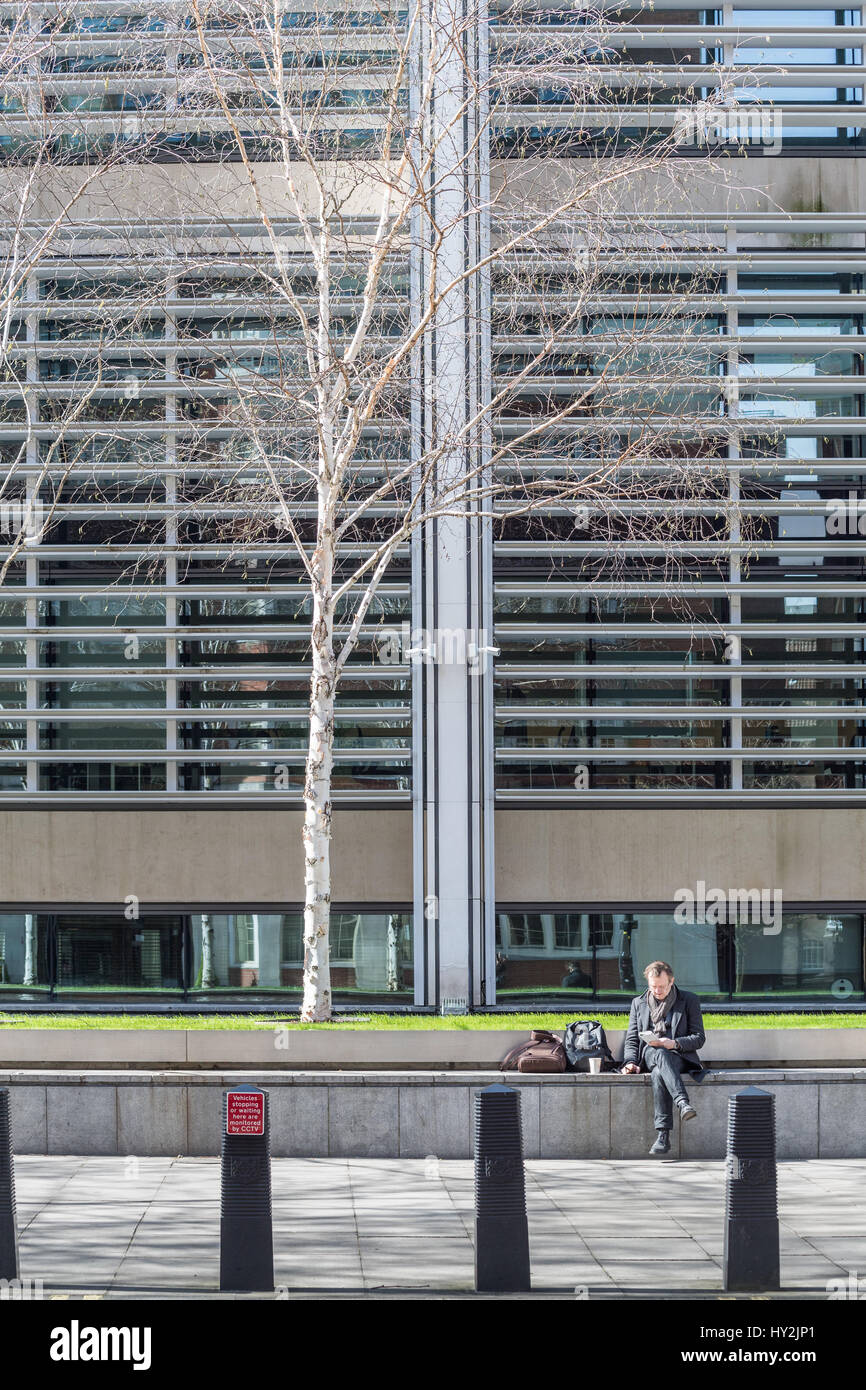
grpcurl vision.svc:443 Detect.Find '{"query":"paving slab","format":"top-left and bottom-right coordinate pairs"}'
top-left (7, 1155), bottom-right (864, 1298)
top-left (603, 1259), bottom-right (723, 1287)
top-left (581, 1236), bottom-right (712, 1260)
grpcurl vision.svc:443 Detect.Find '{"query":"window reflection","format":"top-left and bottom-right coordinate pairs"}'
top-left (188, 911), bottom-right (413, 998)
top-left (53, 915), bottom-right (183, 994)
top-left (735, 913), bottom-right (863, 999)
top-left (495, 909), bottom-right (865, 1002)
top-left (0, 910), bottom-right (414, 1002)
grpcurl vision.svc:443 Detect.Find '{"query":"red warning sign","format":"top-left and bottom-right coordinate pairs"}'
top-left (226, 1091), bottom-right (265, 1136)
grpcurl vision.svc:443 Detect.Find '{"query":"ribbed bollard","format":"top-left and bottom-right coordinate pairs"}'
top-left (474, 1084), bottom-right (531, 1292)
top-left (723, 1085), bottom-right (780, 1291)
top-left (0, 1090), bottom-right (19, 1281)
top-left (219, 1086), bottom-right (274, 1293)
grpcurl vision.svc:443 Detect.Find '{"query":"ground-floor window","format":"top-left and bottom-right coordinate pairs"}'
top-left (495, 910), bottom-right (865, 1005)
top-left (187, 912), bottom-right (413, 1000)
top-left (0, 909), bottom-right (414, 1004)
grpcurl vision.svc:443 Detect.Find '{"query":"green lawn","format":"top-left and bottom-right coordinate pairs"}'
top-left (0, 1012), bottom-right (863, 1031)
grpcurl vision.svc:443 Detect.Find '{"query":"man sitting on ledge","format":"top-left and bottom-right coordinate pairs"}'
top-left (620, 960), bottom-right (706, 1156)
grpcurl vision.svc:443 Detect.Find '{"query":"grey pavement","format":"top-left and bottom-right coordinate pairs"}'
top-left (8, 1156), bottom-right (865, 1300)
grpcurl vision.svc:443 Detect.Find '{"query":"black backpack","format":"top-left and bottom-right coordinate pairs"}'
top-left (563, 1019), bottom-right (617, 1073)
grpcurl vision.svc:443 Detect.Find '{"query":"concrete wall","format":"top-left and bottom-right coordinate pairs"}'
top-left (1, 1028), bottom-right (864, 1070)
top-left (0, 809), bottom-right (413, 904)
top-left (496, 808), bottom-right (866, 904)
top-left (499, 158), bottom-right (866, 219)
top-left (494, 158), bottom-right (866, 234)
top-left (3, 1069), bottom-right (863, 1159)
top-left (2, 807), bottom-right (866, 907)
top-left (27, 155), bottom-right (863, 235)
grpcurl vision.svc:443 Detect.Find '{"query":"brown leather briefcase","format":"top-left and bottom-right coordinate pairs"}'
top-left (500, 1029), bottom-right (568, 1073)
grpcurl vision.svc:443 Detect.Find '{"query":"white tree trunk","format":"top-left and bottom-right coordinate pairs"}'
top-left (200, 913), bottom-right (215, 989)
top-left (387, 913), bottom-right (400, 992)
top-left (301, 577), bottom-right (336, 1021)
top-left (23, 912), bottom-right (36, 988)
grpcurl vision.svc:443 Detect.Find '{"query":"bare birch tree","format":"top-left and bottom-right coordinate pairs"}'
top-left (158, 0), bottom-right (756, 1018)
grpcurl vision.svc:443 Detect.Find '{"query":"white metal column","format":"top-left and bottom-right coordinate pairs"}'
top-left (164, 271), bottom-right (178, 793)
top-left (414, 0), bottom-right (493, 1008)
top-left (25, 270), bottom-right (38, 797)
top-left (726, 229), bottom-right (743, 791)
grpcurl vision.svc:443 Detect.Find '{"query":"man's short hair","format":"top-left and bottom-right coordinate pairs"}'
top-left (643, 960), bottom-right (674, 980)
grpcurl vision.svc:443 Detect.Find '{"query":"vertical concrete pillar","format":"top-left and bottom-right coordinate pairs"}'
top-left (413, 0), bottom-right (493, 1008)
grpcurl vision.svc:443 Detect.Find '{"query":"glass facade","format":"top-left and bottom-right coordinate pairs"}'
top-left (0, 2), bottom-right (861, 807)
top-left (7, 229), bottom-right (864, 802)
top-left (493, 246), bottom-right (866, 800)
top-left (496, 910), bottom-right (866, 1004)
top-left (491, 3), bottom-right (864, 153)
top-left (1, 252), bottom-right (413, 802)
top-left (0, 910), bottom-right (414, 1003)
top-left (0, 906), bottom-right (859, 1005)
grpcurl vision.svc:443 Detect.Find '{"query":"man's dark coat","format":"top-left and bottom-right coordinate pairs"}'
top-left (622, 988), bottom-right (706, 1076)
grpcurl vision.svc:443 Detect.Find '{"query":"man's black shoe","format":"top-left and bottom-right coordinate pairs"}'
top-left (650, 1131), bottom-right (671, 1156)
top-left (677, 1100), bottom-right (697, 1121)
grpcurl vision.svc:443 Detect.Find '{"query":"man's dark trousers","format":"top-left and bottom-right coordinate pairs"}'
top-left (645, 1048), bottom-right (690, 1131)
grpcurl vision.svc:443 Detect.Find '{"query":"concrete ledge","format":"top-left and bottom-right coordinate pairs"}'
top-left (2, 1068), bottom-right (864, 1159)
top-left (0, 1031), bottom-right (189, 1068)
top-left (1, 1027), bottom-right (864, 1070)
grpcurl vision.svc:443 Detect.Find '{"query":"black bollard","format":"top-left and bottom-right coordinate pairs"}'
top-left (723, 1085), bottom-right (780, 1292)
top-left (0, 1090), bottom-right (19, 1282)
top-left (474, 1083), bottom-right (531, 1293)
top-left (219, 1086), bottom-right (274, 1293)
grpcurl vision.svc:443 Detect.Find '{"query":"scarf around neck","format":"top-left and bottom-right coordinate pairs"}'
top-left (647, 982), bottom-right (678, 1033)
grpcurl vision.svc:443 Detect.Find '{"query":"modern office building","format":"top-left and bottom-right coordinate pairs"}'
top-left (0, 0), bottom-right (864, 1009)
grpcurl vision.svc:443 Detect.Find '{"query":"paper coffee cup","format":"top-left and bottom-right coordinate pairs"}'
top-left (589, 1057), bottom-right (602, 1074)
